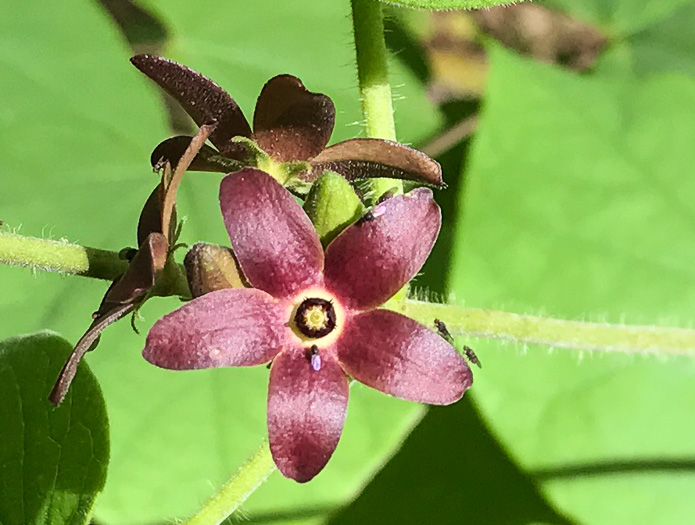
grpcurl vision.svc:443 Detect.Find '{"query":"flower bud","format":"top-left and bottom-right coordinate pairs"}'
top-left (303, 171), bottom-right (363, 246)
top-left (184, 243), bottom-right (246, 298)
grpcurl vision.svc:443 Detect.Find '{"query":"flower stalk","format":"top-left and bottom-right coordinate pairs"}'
top-left (0, 231), bottom-right (190, 297)
top-left (351, 0), bottom-right (396, 142)
top-left (0, 231), bottom-right (128, 281)
top-left (350, 0), bottom-right (408, 310)
top-left (183, 440), bottom-right (276, 525)
top-left (405, 300), bottom-right (695, 357)
top-left (350, 0), bottom-right (403, 199)
top-left (4, 231), bottom-right (692, 358)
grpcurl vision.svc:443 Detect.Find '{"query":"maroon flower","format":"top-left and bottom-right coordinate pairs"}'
top-left (131, 55), bottom-right (443, 187)
top-left (143, 169), bottom-right (472, 482)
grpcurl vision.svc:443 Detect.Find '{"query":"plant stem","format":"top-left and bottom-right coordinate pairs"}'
top-left (5, 230), bottom-right (692, 356)
top-left (351, 0), bottom-right (396, 141)
top-left (183, 440), bottom-right (276, 525)
top-left (350, 0), bottom-right (401, 199)
top-left (405, 300), bottom-right (695, 356)
top-left (0, 231), bottom-right (128, 281)
top-left (351, 0), bottom-right (407, 308)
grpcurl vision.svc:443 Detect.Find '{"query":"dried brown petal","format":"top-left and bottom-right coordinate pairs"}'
top-left (253, 75), bottom-right (335, 162)
top-left (309, 138), bottom-right (444, 187)
top-left (151, 136), bottom-right (244, 173)
top-left (97, 233), bottom-right (169, 315)
top-left (158, 124), bottom-right (216, 241)
top-left (131, 54), bottom-right (251, 159)
top-left (137, 183), bottom-right (168, 246)
top-left (49, 302), bottom-right (134, 407)
top-left (50, 233), bottom-right (169, 406)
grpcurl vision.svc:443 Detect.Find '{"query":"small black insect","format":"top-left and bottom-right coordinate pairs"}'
top-left (434, 319), bottom-right (481, 368)
top-left (376, 188), bottom-right (398, 204)
top-left (463, 345), bottom-right (481, 368)
top-left (434, 318), bottom-right (454, 344)
top-left (356, 206), bottom-right (385, 225)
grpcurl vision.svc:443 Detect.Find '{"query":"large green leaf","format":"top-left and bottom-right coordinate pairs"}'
top-left (0, 1), bottom-right (442, 523)
top-left (0, 332), bottom-right (109, 525)
top-left (447, 47), bottom-right (695, 524)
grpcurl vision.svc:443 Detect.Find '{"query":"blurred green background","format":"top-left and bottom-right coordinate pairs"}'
top-left (1, 0), bottom-right (695, 523)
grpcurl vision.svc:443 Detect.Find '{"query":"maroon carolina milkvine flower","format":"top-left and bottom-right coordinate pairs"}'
top-left (143, 168), bottom-right (472, 482)
top-left (130, 54), bottom-right (443, 187)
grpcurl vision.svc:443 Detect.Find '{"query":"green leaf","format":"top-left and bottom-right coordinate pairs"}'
top-left (377, 0), bottom-right (524, 10)
top-left (0, 1), bottom-right (439, 524)
top-left (331, 399), bottom-right (572, 525)
top-left (546, 0), bottom-right (695, 80)
top-left (627, 2), bottom-right (695, 78)
top-left (0, 332), bottom-right (109, 525)
top-left (544, 0), bottom-right (693, 34)
top-left (447, 47), bottom-right (695, 524)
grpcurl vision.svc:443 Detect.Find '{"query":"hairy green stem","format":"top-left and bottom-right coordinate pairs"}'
top-left (350, 0), bottom-right (402, 199)
top-left (351, 0), bottom-right (396, 141)
top-left (0, 231), bottom-right (128, 281)
top-left (183, 441), bottom-right (276, 525)
top-left (405, 300), bottom-right (695, 356)
top-left (350, 0), bottom-right (406, 308)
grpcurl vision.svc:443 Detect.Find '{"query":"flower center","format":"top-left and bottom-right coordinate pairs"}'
top-left (293, 298), bottom-right (336, 339)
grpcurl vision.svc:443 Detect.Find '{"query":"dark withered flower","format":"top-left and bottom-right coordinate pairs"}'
top-left (143, 168), bottom-right (472, 482)
top-left (131, 55), bottom-right (443, 188)
top-left (49, 125), bottom-right (215, 406)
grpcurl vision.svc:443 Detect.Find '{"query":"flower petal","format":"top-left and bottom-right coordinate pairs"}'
top-left (137, 184), bottom-right (168, 246)
top-left (130, 55), bottom-right (251, 159)
top-left (337, 310), bottom-right (472, 404)
top-left (253, 75), bottom-right (335, 162)
top-left (268, 347), bottom-right (348, 482)
top-left (324, 188), bottom-right (441, 310)
top-left (150, 136), bottom-right (244, 173)
top-left (143, 288), bottom-right (288, 370)
top-left (219, 169), bottom-right (323, 299)
top-left (309, 138), bottom-right (444, 187)
top-left (101, 233), bottom-right (169, 309)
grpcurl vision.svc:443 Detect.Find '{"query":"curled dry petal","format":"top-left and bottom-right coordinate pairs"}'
top-left (324, 188), bottom-right (441, 310)
top-left (137, 184), bottom-right (177, 246)
top-left (268, 348), bottom-right (349, 482)
top-left (98, 233), bottom-right (169, 311)
top-left (219, 169), bottom-right (324, 299)
top-left (49, 302), bottom-right (134, 407)
top-left (150, 136), bottom-right (243, 173)
top-left (130, 54), bottom-right (251, 159)
top-left (253, 75), bottom-right (335, 162)
top-left (49, 233), bottom-right (168, 406)
top-left (337, 310), bottom-right (472, 405)
top-left (309, 138), bottom-right (444, 187)
top-left (144, 288), bottom-right (289, 370)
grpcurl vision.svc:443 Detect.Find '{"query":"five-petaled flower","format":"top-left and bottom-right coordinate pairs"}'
top-left (130, 55), bottom-right (443, 187)
top-left (143, 168), bottom-right (472, 482)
